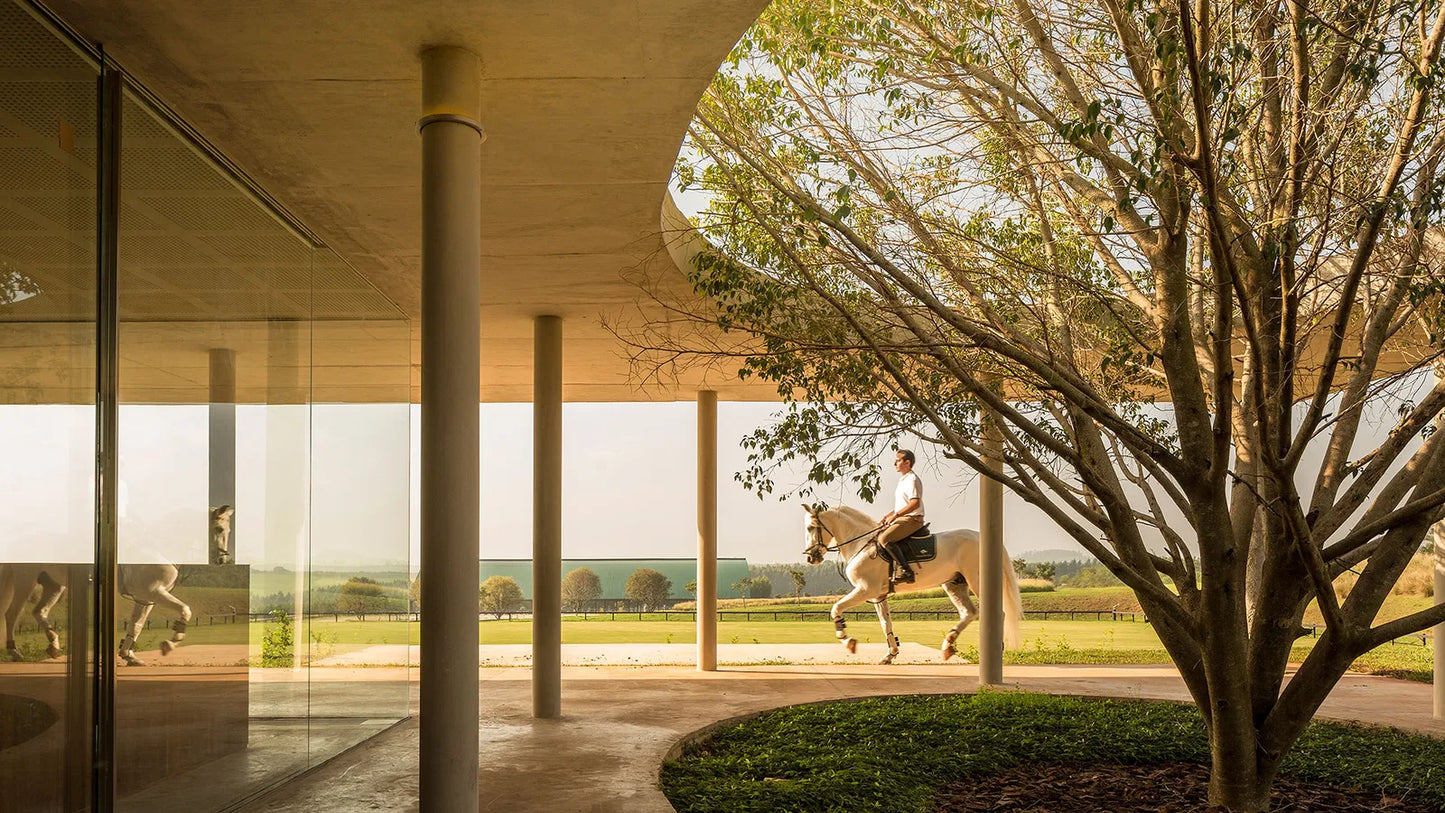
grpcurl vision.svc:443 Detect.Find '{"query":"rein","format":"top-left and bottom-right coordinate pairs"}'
top-left (816, 515), bottom-right (884, 553)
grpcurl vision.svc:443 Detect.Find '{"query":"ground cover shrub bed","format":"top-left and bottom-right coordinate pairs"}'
top-left (660, 693), bottom-right (1445, 813)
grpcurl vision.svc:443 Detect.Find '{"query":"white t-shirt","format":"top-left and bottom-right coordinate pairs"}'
top-left (894, 471), bottom-right (924, 521)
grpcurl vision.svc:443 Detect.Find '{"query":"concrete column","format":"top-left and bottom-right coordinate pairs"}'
top-left (532, 315), bottom-right (562, 718)
top-left (1434, 535), bottom-right (1443, 719)
top-left (418, 46), bottom-right (483, 813)
top-left (696, 390), bottom-right (717, 671)
top-left (209, 348), bottom-right (237, 562)
top-left (978, 416), bottom-right (1005, 686)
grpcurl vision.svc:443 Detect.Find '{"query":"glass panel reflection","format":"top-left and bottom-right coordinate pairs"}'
top-left (114, 89), bottom-right (313, 809)
top-left (0, 1), bottom-right (97, 810)
top-left (306, 250), bottom-right (412, 761)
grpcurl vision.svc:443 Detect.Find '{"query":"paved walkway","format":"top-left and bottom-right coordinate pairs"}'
top-left (239, 653), bottom-right (1445, 813)
top-left (314, 641), bottom-right (961, 667)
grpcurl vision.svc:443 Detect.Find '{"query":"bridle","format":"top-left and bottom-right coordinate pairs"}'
top-left (804, 511), bottom-right (884, 563)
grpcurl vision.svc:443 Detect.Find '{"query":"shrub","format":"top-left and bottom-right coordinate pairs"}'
top-left (337, 576), bottom-right (390, 615)
top-left (260, 610), bottom-right (293, 667)
top-left (1018, 578), bottom-right (1055, 593)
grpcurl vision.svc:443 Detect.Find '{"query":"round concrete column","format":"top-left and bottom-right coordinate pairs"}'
top-left (697, 390), bottom-right (718, 671)
top-left (978, 417), bottom-right (1005, 686)
top-left (533, 315), bottom-right (562, 718)
top-left (209, 348), bottom-right (237, 559)
top-left (1434, 537), bottom-right (1443, 719)
top-left (418, 45), bottom-right (483, 813)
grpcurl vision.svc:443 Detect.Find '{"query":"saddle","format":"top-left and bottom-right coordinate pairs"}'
top-left (893, 524), bottom-right (937, 565)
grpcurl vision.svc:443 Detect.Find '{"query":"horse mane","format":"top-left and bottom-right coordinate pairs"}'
top-left (830, 505), bottom-right (878, 526)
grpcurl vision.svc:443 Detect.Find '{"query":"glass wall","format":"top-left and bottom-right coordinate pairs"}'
top-left (0, 1), bottom-right (98, 809)
top-left (0, 1), bottom-right (412, 809)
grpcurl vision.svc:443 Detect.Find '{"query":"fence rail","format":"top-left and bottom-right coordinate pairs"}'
top-left (140, 609), bottom-right (1431, 649)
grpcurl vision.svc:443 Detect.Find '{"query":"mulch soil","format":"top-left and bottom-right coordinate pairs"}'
top-left (933, 762), bottom-right (1436, 812)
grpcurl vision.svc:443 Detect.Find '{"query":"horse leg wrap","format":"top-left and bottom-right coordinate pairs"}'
top-left (172, 619), bottom-right (188, 640)
top-left (886, 632), bottom-right (898, 653)
top-left (833, 616), bottom-right (846, 639)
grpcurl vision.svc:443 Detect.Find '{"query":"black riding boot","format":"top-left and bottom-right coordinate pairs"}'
top-left (895, 560), bottom-right (916, 584)
top-left (882, 543), bottom-right (914, 584)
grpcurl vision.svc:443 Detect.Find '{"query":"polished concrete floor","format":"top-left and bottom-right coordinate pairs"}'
top-left (237, 651), bottom-right (1445, 813)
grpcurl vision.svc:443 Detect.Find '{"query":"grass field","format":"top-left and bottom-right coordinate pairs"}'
top-left (7, 584), bottom-right (1432, 680)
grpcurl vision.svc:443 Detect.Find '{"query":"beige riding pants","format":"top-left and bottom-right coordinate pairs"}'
top-left (878, 515), bottom-right (925, 549)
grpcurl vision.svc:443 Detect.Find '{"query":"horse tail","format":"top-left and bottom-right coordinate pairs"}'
top-left (1001, 550), bottom-right (1023, 650)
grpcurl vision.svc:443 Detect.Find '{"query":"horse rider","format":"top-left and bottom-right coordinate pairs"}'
top-left (878, 448), bottom-right (925, 585)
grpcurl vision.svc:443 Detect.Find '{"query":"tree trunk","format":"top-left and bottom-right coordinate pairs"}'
top-left (1208, 748), bottom-right (1274, 812)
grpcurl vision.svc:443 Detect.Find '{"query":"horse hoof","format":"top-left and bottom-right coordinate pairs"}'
top-left (845, 638), bottom-right (857, 654)
top-left (160, 640), bottom-right (176, 655)
top-left (878, 655), bottom-right (896, 665)
top-left (45, 646), bottom-right (61, 659)
top-left (123, 656), bottom-right (144, 667)
top-left (942, 646), bottom-right (954, 661)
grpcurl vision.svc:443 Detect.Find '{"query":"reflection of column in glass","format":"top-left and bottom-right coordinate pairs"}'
top-left (532, 315), bottom-right (561, 718)
top-left (696, 390), bottom-right (717, 672)
top-left (265, 321), bottom-right (308, 669)
top-left (978, 416), bottom-right (1005, 686)
top-left (419, 45), bottom-right (483, 813)
top-left (210, 349), bottom-right (237, 564)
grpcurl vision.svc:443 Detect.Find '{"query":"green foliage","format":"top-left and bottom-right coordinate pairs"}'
top-left (478, 575), bottom-right (524, 617)
top-left (1060, 565), bottom-right (1126, 589)
top-left (561, 567), bottom-right (604, 612)
top-left (749, 562), bottom-right (852, 596)
top-left (260, 610), bottom-right (293, 668)
top-left (624, 568), bottom-right (673, 611)
top-left (337, 576), bottom-right (391, 615)
top-left (661, 694), bottom-right (1445, 812)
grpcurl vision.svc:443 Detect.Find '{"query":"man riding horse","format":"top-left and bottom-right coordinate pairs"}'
top-left (877, 449), bottom-right (925, 585)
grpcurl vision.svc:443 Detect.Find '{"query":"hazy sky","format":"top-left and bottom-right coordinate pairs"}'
top-left (2, 379), bottom-right (1425, 572)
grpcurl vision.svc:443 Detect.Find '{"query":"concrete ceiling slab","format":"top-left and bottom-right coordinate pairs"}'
top-left (34, 0), bottom-right (778, 403)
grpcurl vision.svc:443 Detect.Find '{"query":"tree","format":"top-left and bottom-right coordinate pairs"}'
top-left (624, 568), bottom-right (672, 611)
top-left (750, 576), bottom-right (773, 599)
top-left (788, 567), bottom-right (807, 597)
top-left (560, 567), bottom-right (603, 612)
top-left (627, 1), bottom-right (1445, 808)
top-left (685, 579), bottom-right (698, 597)
top-left (1012, 558), bottom-right (1030, 578)
top-left (731, 577), bottom-right (752, 606)
top-left (337, 576), bottom-right (388, 616)
top-left (409, 575), bottom-right (422, 611)
top-left (1034, 562), bottom-right (1057, 583)
top-left (478, 575), bottom-right (524, 618)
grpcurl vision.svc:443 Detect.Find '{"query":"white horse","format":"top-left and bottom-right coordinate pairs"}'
top-left (0, 506), bottom-right (231, 664)
top-left (1, 562), bottom-right (193, 666)
top-left (802, 504), bottom-right (1023, 664)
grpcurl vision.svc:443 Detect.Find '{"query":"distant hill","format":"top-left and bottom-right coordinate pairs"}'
top-left (1016, 548), bottom-right (1093, 564)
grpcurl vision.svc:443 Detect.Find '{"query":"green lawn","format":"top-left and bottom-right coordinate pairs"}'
top-left (661, 692), bottom-right (1445, 812)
